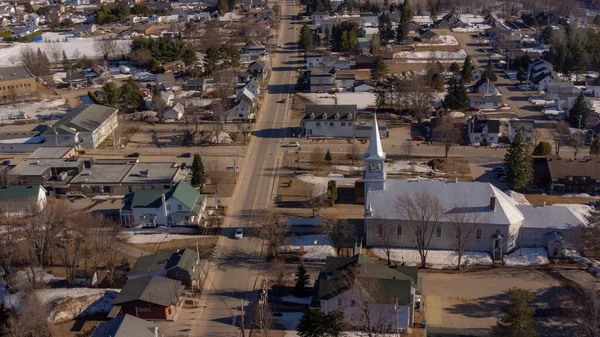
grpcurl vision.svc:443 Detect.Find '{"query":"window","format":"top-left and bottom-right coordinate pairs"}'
top-left (476, 228), bottom-right (482, 243)
top-left (474, 136), bottom-right (480, 141)
top-left (177, 204), bottom-right (182, 211)
top-left (377, 224), bottom-right (383, 238)
top-left (330, 122), bottom-right (334, 127)
top-left (341, 122), bottom-right (346, 127)
top-left (568, 233), bottom-right (574, 243)
top-left (351, 300), bottom-right (356, 306)
top-left (166, 205), bottom-right (171, 211)
top-left (495, 229), bottom-right (501, 235)
top-left (337, 299), bottom-right (342, 306)
top-left (396, 225), bottom-right (402, 239)
top-left (568, 176), bottom-right (573, 181)
top-left (316, 122), bottom-right (321, 127)
top-left (533, 231), bottom-right (539, 242)
top-left (436, 226), bottom-right (442, 240)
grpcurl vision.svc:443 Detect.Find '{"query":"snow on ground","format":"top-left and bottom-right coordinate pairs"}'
top-left (92, 195), bottom-right (124, 201)
top-left (275, 312), bottom-right (303, 330)
top-left (333, 160), bottom-right (433, 174)
top-left (12, 269), bottom-right (65, 292)
top-left (452, 25), bottom-right (491, 32)
top-left (394, 50), bottom-right (467, 59)
top-left (371, 248), bottom-right (492, 268)
top-left (281, 234), bottom-right (336, 261)
top-left (503, 248), bottom-right (549, 266)
top-left (332, 165), bottom-right (363, 172)
top-left (296, 173), bottom-right (356, 195)
top-left (211, 131), bottom-right (233, 144)
top-left (504, 190), bottom-right (531, 205)
top-left (298, 92), bottom-right (375, 109)
top-left (0, 98), bottom-right (68, 123)
top-left (122, 232), bottom-right (207, 244)
top-left (416, 35), bottom-right (458, 46)
top-left (281, 295), bottom-right (312, 305)
top-left (0, 33), bottom-right (131, 66)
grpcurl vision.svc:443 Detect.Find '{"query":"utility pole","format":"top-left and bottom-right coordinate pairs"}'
top-left (395, 298), bottom-right (399, 337)
top-left (240, 298), bottom-right (245, 337)
top-left (196, 239), bottom-right (201, 293)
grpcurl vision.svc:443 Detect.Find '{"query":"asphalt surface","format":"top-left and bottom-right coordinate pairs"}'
top-left (157, 2), bottom-right (300, 336)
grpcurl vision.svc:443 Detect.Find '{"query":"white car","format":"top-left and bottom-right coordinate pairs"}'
top-left (285, 141), bottom-right (300, 147)
top-left (234, 228), bottom-right (244, 239)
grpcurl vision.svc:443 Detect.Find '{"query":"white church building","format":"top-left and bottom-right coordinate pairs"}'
top-left (362, 115), bottom-right (587, 259)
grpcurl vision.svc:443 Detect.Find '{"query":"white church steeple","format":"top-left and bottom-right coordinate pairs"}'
top-left (363, 113), bottom-right (386, 195)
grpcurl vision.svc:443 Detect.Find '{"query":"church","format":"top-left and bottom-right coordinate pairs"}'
top-left (362, 114), bottom-right (587, 259)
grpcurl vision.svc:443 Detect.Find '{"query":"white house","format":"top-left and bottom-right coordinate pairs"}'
top-left (508, 119), bottom-right (535, 143)
top-left (226, 90), bottom-right (256, 122)
top-left (120, 180), bottom-right (207, 227)
top-left (310, 10), bottom-right (329, 25)
top-left (42, 104), bottom-right (119, 149)
top-left (467, 115), bottom-right (504, 145)
top-left (0, 185), bottom-right (47, 214)
top-left (301, 105), bottom-right (389, 138)
top-left (235, 78), bottom-right (260, 97)
top-left (314, 254), bottom-right (419, 334)
top-left (25, 13), bottom-right (39, 27)
top-left (73, 270), bottom-right (98, 287)
top-left (163, 102), bottom-right (185, 120)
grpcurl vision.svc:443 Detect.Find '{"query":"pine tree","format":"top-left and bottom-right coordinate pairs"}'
top-left (101, 82), bottom-right (121, 107)
top-left (449, 62), bottom-right (460, 73)
top-left (482, 58), bottom-right (498, 82)
top-left (370, 56), bottom-right (388, 80)
top-left (443, 77), bottom-right (469, 110)
top-left (517, 67), bottom-right (527, 84)
top-left (325, 149), bottom-right (332, 162)
top-left (494, 288), bottom-right (539, 337)
top-left (568, 91), bottom-right (589, 128)
top-left (121, 78), bottom-right (144, 111)
top-left (327, 180), bottom-right (337, 203)
top-left (461, 55), bottom-right (473, 83)
top-left (297, 309), bottom-right (347, 337)
top-left (299, 24), bottom-right (313, 50)
top-left (504, 133), bottom-right (533, 191)
top-left (595, 13), bottom-right (600, 25)
top-left (431, 72), bottom-right (445, 91)
top-left (401, 0), bottom-right (413, 21)
top-left (294, 260), bottom-right (310, 295)
top-left (396, 20), bottom-right (409, 44)
top-left (532, 141), bottom-right (552, 156)
top-left (378, 13), bottom-right (394, 42)
top-left (191, 153), bottom-right (206, 191)
top-left (591, 137), bottom-right (600, 156)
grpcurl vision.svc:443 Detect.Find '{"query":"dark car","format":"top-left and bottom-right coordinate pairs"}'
top-left (126, 152), bottom-right (140, 158)
top-left (1, 160), bottom-right (9, 165)
top-left (279, 99), bottom-right (287, 103)
top-left (179, 152), bottom-right (191, 158)
top-left (412, 136), bottom-right (425, 141)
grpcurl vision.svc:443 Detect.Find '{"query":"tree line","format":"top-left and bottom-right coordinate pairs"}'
top-left (130, 36), bottom-right (197, 72)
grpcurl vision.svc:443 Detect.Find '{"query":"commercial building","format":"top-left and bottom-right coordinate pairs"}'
top-left (0, 66), bottom-right (38, 103)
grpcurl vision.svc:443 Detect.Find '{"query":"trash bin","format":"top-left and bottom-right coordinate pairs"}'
top-left (421, 321), bottom-right (427, 329)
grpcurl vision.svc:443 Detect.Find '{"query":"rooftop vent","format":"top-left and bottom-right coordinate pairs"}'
top-left (139, 169), bottom-right (150, 177)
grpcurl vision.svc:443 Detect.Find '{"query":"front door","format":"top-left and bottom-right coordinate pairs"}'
top-left (493, 238), bottom-right (502, 260)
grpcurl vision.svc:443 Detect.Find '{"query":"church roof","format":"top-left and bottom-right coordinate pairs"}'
top-left (364, 113), bottom-right (385, 161)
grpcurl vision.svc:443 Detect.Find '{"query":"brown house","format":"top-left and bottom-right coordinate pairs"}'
top-left (112, 275), bottom-right (184, 321)
top-left (534, 156), bottom-right (600, 195)
top-left (127, 249), bottom-right (205, 287)
top-left (0, 66), bottom-right (38, 103)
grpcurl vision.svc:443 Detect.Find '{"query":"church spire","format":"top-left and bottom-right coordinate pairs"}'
top-left (364, 113), bottom-right (385, 160)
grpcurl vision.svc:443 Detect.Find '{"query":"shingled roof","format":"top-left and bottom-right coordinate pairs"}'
top-left (113, 275), bottom-right (183, 307)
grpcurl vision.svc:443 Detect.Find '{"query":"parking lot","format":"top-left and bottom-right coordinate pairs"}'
top-left (421, 267), bottom-right (581, 336)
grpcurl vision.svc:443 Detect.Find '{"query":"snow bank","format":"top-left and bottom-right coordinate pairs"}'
top-left (504, 190), bottom-right (531, 205)
top-left (371, 248), bottom-right (492, 268)
top-left (333, 160), bottom-right (432, 174)
top-left (393, 49), bottom-right (467, 60)
top-left (503, 248), bottom-right (549, 266)
top-left (416, 35), bottom-right (458, 46)
top-left (122, 232), bottom-right (207, 244)
top-left (281, 295), bottom-right (312, 305)
top-left (12, 269), bottom-right (65, 292)
top-left (281, 234), bottom-right (336, 261)
top-left (0, 99), bottom-right (67, 123)
top-left (92, 195), bottom-right (124, 201)
top-left (211, 131), bottom-right (233, 144)
top-left (296, 174), bottom-right (356, 195)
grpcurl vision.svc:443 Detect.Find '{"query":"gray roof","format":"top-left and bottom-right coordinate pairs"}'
top-left (121, 162), bottom-right (180, 184)
top-left (368, 180), bottom-right (524, 225)
top-left (9, 158), bottom-right (85, 176)
top-left (0, 66), bottom-right (34, 82)
top-left (248, 60), bottom-right (266, 70)
top-left (113, 275), bottom-right (183, 307)
top-left (129, 249), bottom-right (197, 277)
top-left (48, 104), bottom-right (118, 134)
top-left (517, 205), bottom-right (586, 229)
top-left (91, 314), bottom-right (157, 337)
top-left (303, 105), bottom-right (356, 120)
top-left (70, 163), bottom-right (134, 185)
top-left (156, 73), bottom-right (175, 84)
top-left (0, 185), bottom-right (44, 203)
top-left (471, 117), bottom-right (501, 133)
top-left (28, 147), bottom-right (73, 159)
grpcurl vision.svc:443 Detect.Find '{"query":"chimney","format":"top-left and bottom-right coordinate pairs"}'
top-left (161, 194), bottom-right (168, 219)
top-left (489, 195), bottom-right (496, 212)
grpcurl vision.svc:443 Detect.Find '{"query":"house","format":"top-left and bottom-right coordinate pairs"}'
top-left (72, 24), bottom-right (96, 36)
top-left (155, 73), bottom-right (176, 91)
top-left (64, 70), bottom-right (88, 88)
top-left (362, 117), bottom-right (586, 259)
top-left (235, 78), bottom-right (260, 97)
top-left (0, 3), bottom-right (15, 17)
top-left (534, 156), bottom-right (600, 195)
top-left (163, 103), bottom-right (185, 120)
top-left (359, 14), bottom-right (378, 27)
top-left (434, 13), bottom-right (467, 29)
top-left (247, 60), bottom-right (267, 80)
top-left (225, 90), bottom-right (256, 121)
top-left (242, 40), bottom-right (267, 56)
top-left (467, 115), bottom-right (502, 145)
top-left (111, 275), bottom-right (184, 321)
top-left (42, 104), bottom-right (118, 149)
top-left (310, 10), bottom-right (329, 25)
top-left (468, 93), bottom-right (502, 109)
top-left (24, 13), bottom-right (39, 26)
top-left (73, 269), bottom-right (98, 287)
top-left (508, 119), bottom-right (535, 143)
top-left (531, 73), bottom-right (554, 91)
top-left (354, 80), bottom-right (376, 92)
top-left (419, 29), bottom-right (438, 42)
top-left (183, 78), bottom-right (208, 92)
top-left (312, 254), bottom-right (420, 334)
top-left (131, 23), bottom-right (153, 35)
top-left (536, 11), bottom-right (560, 26)
top-left (120, 180), bottom-right (207, 227)
top-left (0, 66), bottom-right (38, 103)
top-left (334, 73), bottom-right (355, 91)
top-left (128, 249), bottom-right (207, 287)
top-left (473, 78), bottom-right (498, 95)
top-left (309, 66), bottom-right (336, 93)
top-left (0, 185), bottom-right (47, 213)
top-left (301, 105), bottom-right (389, 138)
top-left (91, 314), bottom-right (159, 337)
top-left (528, 59), bottom-right (555, 80)
top-left (354, 54), bottom-right (392, 70)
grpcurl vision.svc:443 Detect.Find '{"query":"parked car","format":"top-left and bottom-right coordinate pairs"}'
top-left (279, 98), bottom-right (287, 103)
top-left (412, 136), bottom-right (425, 141)
top-left (493, 166), bottom-right (505, 173)
top-left (126, 152), bottom-right (140, 158)
top-left (1, 160), bottom-right (9, 165)
top-left (496, 171), bottom-right (507, 178)
top-left (234, 228), bottom-right (244, 239)
top-left (285, 141), bottom-right (300, 147)
top-left (468, 107), bottom-right (480, 112)
top-left (179, 152), bottom-right (191, 158)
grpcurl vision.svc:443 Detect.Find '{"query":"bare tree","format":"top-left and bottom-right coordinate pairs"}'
top-left (152, 95), bottom-right (166, 114)
top-left (259, 211), bottom-right (288, 257)
top-left (271, 3), bottom-right (280, 17)
top-left (252, 300), bottom-right (274, 336)
top-left (553, 120), bottom-right (571, 156)
top-left (94, 36), bottom-right (118, 61)
top-left (573, 285), bottom-right (600, 337)
top-left (268, 256), bottom-right (286, 288)
top-left (0, 202), bottom-right (24, 291)
top-left (395, 191), bottom-right (444, 268)
top-left (310, 146), bottom-right (325, 166)
top-left (407, 79), bottom-right (435, 121)
top-left (57, 212), bottom-right (95, 285)
top-left (346, 143), bottom-right (360, 166)
top-left (47, 41), bottom-right (63, 65)
top-left (206, 159), bottom-right (227, 208)
top-left (447, 203), bottom-right (485, 271)
top-left (3, 291), bottom-right (51, 337)
top-left (303, 185), bottom-right (327, 216)
top-left (319, 218), bottom-right (355, 257)
top-left (434, 114), bottom-right (461, 157)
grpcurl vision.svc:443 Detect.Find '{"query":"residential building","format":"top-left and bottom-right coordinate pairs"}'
top-left (528, 59), bottom-right (555, 80)
top-left (309, 66), bottom-right (336, 93)
top-left (0, 66), bottom-right (38, 103)
top-left (120, 180), bottom-right (207, 227)
top-left (508, 119), bottom-right (535, 143)
top-left (335, 73), bottom-right (355, 91)
top-left (467, 115), bottom-right (503, 145)
top-left (359, 14), bottom-right (378, 27)
top-left (235, 78), bottom-right (260, 98)
top-left (183, 78), bottom-right (208, 92)
top-left (11, 25), bottom-right (39, 38)
top-left (128, 249), bottom-right (208, 287)
top-left (419, 29), bottom-right (438, 42)
top-left (42, 104), bottom-right (118, 149)
top-left (362, 118), bottom-right (586, 259)
top-left (91, 314), bottom-right (159, 337)
top-left (163, 103), bottom-right (185, 120)
top-left (225, 89), bottom-right (256, 122)
top-left (531, 73), bottom-right (554, 91)
top-left (0, 3), bottom-right (15, 17)
top-left (468, 93), bottom-right (502, 109)
top-left (313, 254), bottom-right (420, 334)
top-left (0, 185), bottom-right (47, 213)
top-left (473, 78), bottom-right (498, 95)
top-left (310, 10), bottom-right (329, 25)
top-left (24, 13), bottom-right (39, 26)
top-left (156, 73), bottom-right (176, 91)
top-left (242, 40), bottom-right (267, 56)
top-left (534, 156), bottom-right (600, 195)
top-left (73, 270), bottom-right (98, 287)
top-left (111, 275), bottom-right (184, 321)
top-left (434, 13), bottom-right (467, 29)
top-left (354, 80), bottom-right (375, 92)
top-left (301, 105), bottom-right (389, 138)
top-left (247, 60), bottom-right (267, 80)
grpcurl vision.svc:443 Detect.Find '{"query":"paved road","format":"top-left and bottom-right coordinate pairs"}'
top-left (157, 1), bottom-right (300, 336)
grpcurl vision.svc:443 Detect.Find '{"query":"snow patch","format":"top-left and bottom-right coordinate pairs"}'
top-left (281, 295), bottom-right (312, 305)
top-left (281, 234), bottom-right (336, 261)
top-left (503, 190), bottom-right (531, 205)
top-left (296, 174), bottom-right (356, 195)
top-left (122, 232), bottom-right (207, 244)
top-left (393, 49), bottom-right (467, 60)
top-left (211, 131), bottom-right (233, 144)
top-left (0, 99), bottom-right (68, 123)
top-left (92, 195), bottom-right (124, 201)
top-left (416, 35), bottom-right (458, 46)
top-left (371, 248), bottom-right (492, 268)
top-left (503, 248), bottom-right (549, 266)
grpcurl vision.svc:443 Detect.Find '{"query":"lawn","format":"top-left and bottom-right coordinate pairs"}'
top-left (524, 194), bottom-right (596, 205)
top-left (131, 236), bottom-right (218, 257)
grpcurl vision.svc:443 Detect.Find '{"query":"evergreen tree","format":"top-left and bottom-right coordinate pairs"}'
top-left (504, 133), bottom-right (533, 191)
top-left (460, 55), bottom-right (473, 83)
top-left (401, 0), bottom-right (413, 21)
top-left (299, 24), bottom-right (313, 50)
top-left (121, 78), bottom-right (145, 111)
top-left (482, 58), bottom-right (498, 82)
top-left (449, 62), bottom-right (460, 73)
top-left (324, 149), bottom-right (332, 162)
top-left (443, 77), bottom-right (469, 110)
top-left (493, 288), bottom-right (539, 337)
top-left (294, 260), bottom-right (310, 294)
top-left (532, 141), bottom-right (552, 156)
top-left (370, 56), bottom-right (388, 80)
top-left (101, 82), bottom-right (121, 107)
top-left (541, 25), bottom-right (553, 44)
top-left (517, 67), bottom-right (527, 84)
top-left (595, 13), bottom-right (600, 25)
top-left (378, 13), bottom-right (394, 42)
top-left (591, 137), bottom-right (600, 156)
top-left (191, 153), bottom-right (206, 191)
top-left (568, 92), bottom-right (589, 128)
top-left (395, 20), bottom-right (408, 43)
top-left (429, 2), bottom-right (438, 21)
top-left (297, 309), bottom-right (347, 337)
top-left (327, 180), bottom-right (337, 203)
top-left (61, 50), bottom-right (72, 71)
top-left (218, 0), bottom-right (229, 14)
top-left (431, 72), bottom-right (445, 91)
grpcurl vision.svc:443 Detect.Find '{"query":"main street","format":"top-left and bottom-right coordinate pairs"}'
top-left (157, 1), bottom-right (299, 336)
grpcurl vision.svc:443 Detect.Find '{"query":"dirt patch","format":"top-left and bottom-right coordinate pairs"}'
top-left (131, 236), bottom-right (218, 255)
top-left (427, 157), bottom-right (471, 176)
